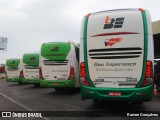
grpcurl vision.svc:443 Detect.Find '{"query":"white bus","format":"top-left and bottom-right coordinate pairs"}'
top-left (22, 53), bottom-right (40, 87)
top-left (5, 58), bottom-right (23, 84)
top-left (80, 8), bottom-right (154, 103)
top-left (40, 42), bottom-right (80, 90)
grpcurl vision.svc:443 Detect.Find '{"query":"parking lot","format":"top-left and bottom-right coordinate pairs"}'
top-left (1, 79), bottom-right (160, 120)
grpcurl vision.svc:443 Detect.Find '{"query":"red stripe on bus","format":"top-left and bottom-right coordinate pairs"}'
top-left (91, 32), bottom-right (139, 37)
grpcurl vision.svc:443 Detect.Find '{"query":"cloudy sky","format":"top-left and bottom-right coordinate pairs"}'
top-left (0, 0), bottom-right (159, 63)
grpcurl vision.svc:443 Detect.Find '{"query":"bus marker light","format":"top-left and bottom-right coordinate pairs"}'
top-left (80, 62), bottom-right (91, 86)
top-left (141, 60), bottom-right (153, 87)
top-left (68, 67), bottom-right (75, 80)
top-left (20, 70), bottom-right (24, 78)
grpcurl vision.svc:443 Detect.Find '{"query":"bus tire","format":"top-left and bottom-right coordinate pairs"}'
top-left (18, 81), bottom-right (23, 85)
top-left (92, 100), bottom-right (102, 104)
top-left (132, 101), bottom-right (144, 105)
top-left (55, 88), bottom-right (63, 91)
top-left (34, 83), bottom-right (40, 88)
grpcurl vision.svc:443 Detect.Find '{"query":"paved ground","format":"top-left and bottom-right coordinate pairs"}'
top-left (0, 79), bottom-right (160, 120)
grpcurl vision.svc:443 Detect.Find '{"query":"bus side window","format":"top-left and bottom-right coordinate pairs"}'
top-left (75, 47), bottom-right (79, 62)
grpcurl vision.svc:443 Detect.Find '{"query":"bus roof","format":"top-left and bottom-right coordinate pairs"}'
top-left (6, 59), bottom-right (20, 68)
top-left (87, 8), bottom-right (145, 16)
top-left (23, 53), bottom-right (39, 66)
top-left (41, 42), bottom-right (72, 61)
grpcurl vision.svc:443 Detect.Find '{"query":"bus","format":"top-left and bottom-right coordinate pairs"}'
top-left (0, 64), bottom-right (5, 73)
top-left (5, 58), bottom-right (23, 84)
top-left (0, 64), bottom-right (6, 79)
top-left (22, 53), bottom-right (40, 87)
top-left (80, 8), bottom-right (154, 104)
top-left (40, 42), bottom-right (80, 90)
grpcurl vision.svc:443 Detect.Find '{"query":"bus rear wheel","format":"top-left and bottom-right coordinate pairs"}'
top-left (18, 81), bottom-right (23, 85)
top-left (55, 88), bottom-right (64, 91)
top-left (34, 83), bottom-right (40, 88)
top-left (131, 101), bottom-right (144, 105)
top-left (92, 100), bottom-right (103, 104)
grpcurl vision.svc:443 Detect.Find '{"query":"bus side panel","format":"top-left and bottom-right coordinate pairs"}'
top-left (80, 17), bottom-right (85, 39)
top-left (80, 17), bottom-right (85, 63)
top-left (68, 45), bottom-right (80, 88)
top-left (19, 59), bottom-right (22, 76)
top-left (145, 11), bottom-right (152, 35)
top-left (148, 35), bottom-right (154, 68)
top-left (80, 18), bottom-right (85, 84)
top-left (146, 11), bottom-right (154, 70)
top-left (80, 38), bottom-right (84, 66)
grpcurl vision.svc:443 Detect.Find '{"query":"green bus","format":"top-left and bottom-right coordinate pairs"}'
top-left (5, 58), bottom-right (23, 84)
top-left (80, 8), bottom-right (154, 104)
top-left (40, 42), bottom-right (80, 90)
top-left (22, 53), bottom-right (40, 87)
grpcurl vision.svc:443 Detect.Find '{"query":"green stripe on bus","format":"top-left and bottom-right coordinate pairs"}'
top-left (83, 16), bottom-right (95, 87)
top-left (136, 11), bottom-right (148, 88)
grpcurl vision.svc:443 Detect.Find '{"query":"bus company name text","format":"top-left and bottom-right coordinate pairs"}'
top-left (94, 62), bottom-right (136, 67)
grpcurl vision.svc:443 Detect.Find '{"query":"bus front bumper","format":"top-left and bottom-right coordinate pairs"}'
top-left (81, 84), bottom-right (153, 102)
top-left (6, 78), bottom-right (22, 82)
top-left (40, 80), bottom-right (75, 88)
top-left (22, 78), bottom-right (41, 84)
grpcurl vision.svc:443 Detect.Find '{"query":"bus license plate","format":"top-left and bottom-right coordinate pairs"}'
top-left (109, 92), bottom-right (121, 96)
top-left (53, 82), bottom-right (59, 85)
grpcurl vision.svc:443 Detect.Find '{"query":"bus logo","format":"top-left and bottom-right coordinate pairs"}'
top-left (30, 57), bottom-right (35, 60)
top-left (103, 16), bottom-right (124, 29)
top-left (51, 45), bottom-right (59, 51)
top-left (105, 38), bottom-right (122, 46)
top-left (10, 60), bottom-right (15, 64)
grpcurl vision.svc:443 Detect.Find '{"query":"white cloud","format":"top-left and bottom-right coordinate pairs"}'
top-left (0, 0), bottom-right (159, 63)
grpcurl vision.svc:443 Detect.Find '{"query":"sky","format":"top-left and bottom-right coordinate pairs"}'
top-left (0, 0), bottom-right (160, 63)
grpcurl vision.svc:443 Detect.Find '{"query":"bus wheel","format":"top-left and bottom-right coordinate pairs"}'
top-left (18, 81), bottom-right (23, 85)
top-left (55, 88), bottom-right (63, 91)
top-left (92, 100), bottom-right (102, 104)
top-left (34, 84), bottom-right (40, 88)
top-left (132, 101), bottom-right (143, 105)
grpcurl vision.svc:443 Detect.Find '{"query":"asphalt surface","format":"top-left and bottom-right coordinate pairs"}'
top-left (1, 78), bottom-right (160, 120)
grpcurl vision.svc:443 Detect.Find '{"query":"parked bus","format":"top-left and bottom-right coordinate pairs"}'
top-left (80, 8), bottom-right (154, 104)
top-left (0, 64), bottom-right (5, 73)
top-left (22, 53), bottom-right (40, 87)
top-left (0, 64), bottom-right (6, 79)
top-left (5, 58), bottom-right (23, 84)
top-left (40, 42), bottom-right (80, 90)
